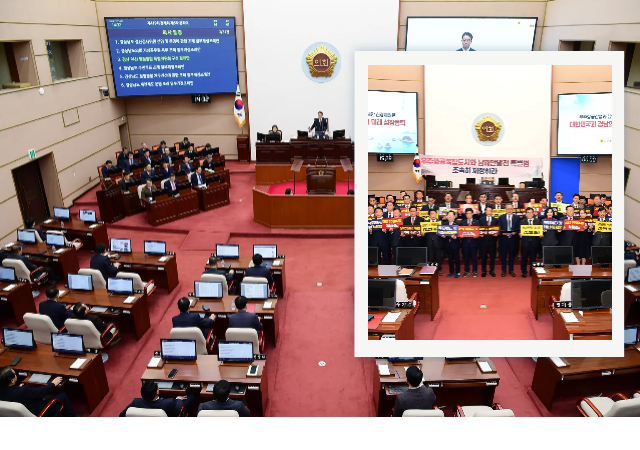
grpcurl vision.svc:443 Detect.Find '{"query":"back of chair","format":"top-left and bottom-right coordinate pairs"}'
top-left (473, 409), bottom-right (515, 417)
top-left (78, 268), bottom-right (106, 289)
top-left (605, 398), bottom-right (640, 417)
top-left (402, 409), bottom-right (445, 417)
top-left (0, 401), bottom-right (35, 417)
top-left (225, 328), bottom-right (259, 354)
top-left (395, 279), bottom-right (409, 303)
top-left (197, 410), bottom-right (239, 417)
top-left (2, 259), bottom-right (31, 282)
top-left (126, 407), bottom-right (168, 417)
top-left (64, 318), bottom-right (103, 349)
top-left (624, 259), bottom-right (635, 277)
top-left (241, 276), bottom-right (268, 284)
top-left (170, 327), bottom-right (208, 355)
top-left (23, 313), bottom-right (58, 344)
top-left (137, 184), bottom-right (144, 199)
top-left (161, 179), bottom-right (169, 189)
top-left (560, 281), bottom-right (572, 304)
top-left (200, 273), bottom-right (228, 296)
top-left (117, 271), bottom-right (145, 290)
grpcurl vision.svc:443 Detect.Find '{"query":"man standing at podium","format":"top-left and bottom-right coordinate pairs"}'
top-left (309, 111), bottom-right (329, 140)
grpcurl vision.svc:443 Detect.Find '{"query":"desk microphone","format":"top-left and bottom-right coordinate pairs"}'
top-left (315, 155), bottom-right (319, 167)
top-left (324, 156), bottom-right (328, 167)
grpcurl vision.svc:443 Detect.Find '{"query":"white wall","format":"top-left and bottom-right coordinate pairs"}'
top-left (423, 64), bottom-right (552, 187)
top-left (243, 0), bottom-right (399, 159)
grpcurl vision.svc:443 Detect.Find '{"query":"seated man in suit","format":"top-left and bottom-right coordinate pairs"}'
top-left (7, 245), bottom-right (55, 283)
top-left (159, 162), bottom-right (174, 179)
top-left (172, 297), bottom-right (215, 339)
top-left (101, 160), bottom-right (114, 178)
top-left (203, 142), bottom-right (219, 154)
top-left (228, 296), bottom-right (262, 333)
top-left (90, 243), bottom-right (120, 282)
top-left (161, 147), bottom-right (173, 165)
top-left (197, 379), bottom-right (250, 417)
top-left (164, 173), bottom-right (180, 196)
top-left (179, 136), bottom-right (192, 151)
top-left (392, 366), bottom-right (436, 417)
top-left (140, 164), bottom-right (155, 182)
top-left (23, 217), bottom-right (46, 242)
top-left (72, 302), bottom-right (118, 344)
top-left (181, 156), bottom-right (194, 175)
top-left (0, 366), bottom-right (76, 416)
top-left (246, 253), bottom-right (274, 286)
top-left (116, 147), bottom-right (130, 170)
top-left (156, 140), bottom-right (168, 156)
top-left (137, 142), bottom-right (150, 159)
top-left (457, 32), bottom-right (475, 51)
top-left (119, 380), bottom-right (195, 417)
top-left (139, 149), bottom-right (153, 168)
top-left (118, 172), bottom-right (133, 192)
top-left (201, 153), bottom-right (216, 171)
top-left (141, 178), bottom-right (158, 202)
top-left (203, 257), bottom-right (235, 292)
top-left (39, 286), bottom-right (73, 330)
top-left (190, 166), bottom-right (206, 188)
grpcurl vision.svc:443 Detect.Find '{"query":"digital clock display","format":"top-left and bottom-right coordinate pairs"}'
top-left (581, 155), bottom-right (598, 163)
top-left (377, 154), bottom-right (394, 162)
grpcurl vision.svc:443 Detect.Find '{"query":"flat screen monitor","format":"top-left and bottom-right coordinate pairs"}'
top-left (105, 18), bottom-right (238, 97)
top-left (405, 17), bottom-right (537, 51)
top-left (333, 129), bottom-right (345, 139)
top-left (624, 326), bottom-right (638, 345)
top-left (2, 328), bottom-right (35, 350)
top-left (591, 246), bottom-right (612, 265)
top-left (68, 273), bottom-right (93, 292)
top-left (144, 240), bottom-right (166, 255)
top-left (368, 91), bottom-right (418, 154)
top-left (110, 238), bottom-right (132, 253)
top-left (160, 339), bottom-right (197, 361)
top-left (53, 207), bottom-right (70, 220)
top-left (543, 246), bottom-right (573, 266)
top-left (45, 232), bottom-right (65, 247)
top-left (557, 93), bottom-right (612, 155)
top-left (368, 247), bottom-right (379, 266)
top-left (571, 279), bottom-right (612, 310)
top-left (241, 282), bottom-right (268, 299)
top-left (368, 279), bottom-right (396, 310)
top-left (17, 229), bottom-right (36, 244)
top-left (51, 333), bottom-right (85, 355)
top-left (0, 267), bottom-right (15, 282)
top-left (396, 247), bottom-right (428, 266)
top-left (194, 281), bottom-right (223, 299)
top-left (628, 267), bottom-right (640, 283)
top-left (266, 132), bottom-right (281, 142)
top-left (107, 277), bottom-right (134, 295)
top-left (253, 245), bottom-right (277, 259)
top-left (217, 341), bottom-right (254, 362)
top-left (216, 244), bottom-right (239, 258)
top-left (79, 209), bottom-right (96, 222)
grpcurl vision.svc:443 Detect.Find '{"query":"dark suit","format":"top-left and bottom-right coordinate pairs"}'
top-left (90, 253), bottom-right (119, 282)
top-left (402, 216), bottom-right (424, 248)
top-left (141, 170), bottom-right (155, 182)
top-left (74, 313), bottom-right (113, 341)
top-left (181, 162), bottom-right (194, 175)
top-left (498, 214), bottom-right (521, 273)
top-left (0, 382), bottom-right (73, 416)
top-left (101, 166), bottom-right (110, 178)
top-left (390, 226), bottom-right (401, 264)
top-left (191, 172), bottom-right (206, 187)
top-left (119, 391), bottom-right (196, 417)
top-left (122, 158), bottom-right (136, 174)
top-left (420, 203), bottom-right (438, 212)
top-left (203, 267), bottom-right (234, 285)
top-left (156, 146), bottom-right (168, 156)
top-left (310, 117), bottom-right (328, 139)
top-left (245, 266), bottom-right (274, 286)
top-left (179, 141), bottom-right (192, 151)
top-left (139, 155), bottom-right (153, 167)
top-left (117, 152), bottom-right (129, 168)
top-left (6, 254), bottom-right (52, 282)
top-left (172, 312), bottom-right (213, 339)
top-left (141, 185), bottom-right (157, 202)
top-left (39, 299), bottom-right (73, 330)
top-left (478, 215), bottom-right (499, 273)
top-left (442, 220), bottom-right (460, 275)
top-left (161, 154), bottom-right (173, 165)
top-left (164, 179), bottom-right (179, 196)
top-left (197, 399), bottom-right (250, 417)
top-left (423, 218), bottom-right (442, 267)
top-left (508, 202), bottom-right (523, 210)
top-left (202, 159), bottom-right (217, 170)
top-left (592, 218), bottom-right (612, 246)
top-left (228, 309), bottom-right (263, 333)
top-left (159, 167), bottom-right (174, 179)
top-left (560, 215), bottom-right (578, 247)
top-left (460, 218), bottom-right (480, 273)
top-left (456, 47), bottom-right (475, 51)
top-left (520, 217), bottom-right (542, 274)
top-left (392, 385), bottom-right (436, 417)
top-left (476, 203), bottom-right (492, 216)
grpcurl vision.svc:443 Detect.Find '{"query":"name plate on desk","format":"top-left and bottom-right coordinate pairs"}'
top-left (273, 270), bottom-right (282, 275)
top-left (87, 233), bottom-right (92, 236)
top-left (263, 315), bottom-right (273, 320)
top-left (217, 314), bottom-right (228, 319)
top-left (395, 301), bottom-right (413, 309)
top-left (486, 381), bottom-right (498, 386)
top-left (0, 297), bottom-right (6, 301)
top-left (427, 382), bottom-right (440, 388)
top-left (52, 259), bottom-right (58, 262)
top-left (554, 301), bottom-right (572, 309)
top-left (236, 270), bottom-right (245, 275)
top-left (247, 385), bottom-right (259, 390)
top-left (158, 267), bottom-right (164, 271)
top-left (123, 264), bottom-right (131, 268)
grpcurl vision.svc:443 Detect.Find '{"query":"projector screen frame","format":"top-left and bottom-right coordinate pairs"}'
top-left (368, 89), bottom-right (419, 155)
top-left (405, 16), bottom-right (538, 52)
top-left (556, 91), bottom-right (613, 156)
top-left (104, 16), bottom-right (240, 98)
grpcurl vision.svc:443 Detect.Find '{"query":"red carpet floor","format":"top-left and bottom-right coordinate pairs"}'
top-left (267, 182), bottom-right (351, 195)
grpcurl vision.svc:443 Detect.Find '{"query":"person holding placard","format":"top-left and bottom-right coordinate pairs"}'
top-left (570, 193), bottom-right (583, 210)
top-left (402, 206), bottom-right (424, 248)
top-left (592, 207), bottom-right (612, 247)
top-left (423, 209), bottom-right (443, 274)
top-left (498, 204), bottom-right (520, 277)
top-left (460, 208), bottom-right (480, 277)
top-left (560, 205), bottom-right (578, 247)
top-left (458, 194), bottom-right (477, 221)
top-left (540, 207), bottom-right (560, 248)
top-left (575, 208), bottom-right (593, 265)
top-left (477, 192), bottom-right (491, 216)
top-left (442, 211), bottom-right (460, 278)
top-left (440, 193), bottom-right (455, 211)
top-left (491, 195), bottom-right (505, 217)
top-left (478, 206), bottom-right (499, 277)
top-left (519, 207), bottom-right (542, 278)
top-left (371, 207), bottom-right (391, 264)
top-left (399, 194), bottom-right (413, 210)
top-left (421, 195), bottom-right (439, 212)
top-left (389, 208), bottom-right (403, 262)
top-left (510, 193), bottom-right (523, 210)
top-left (384, 201), bottom-right (395, 219)
top-left (414, 190), bottom-right (425, 203)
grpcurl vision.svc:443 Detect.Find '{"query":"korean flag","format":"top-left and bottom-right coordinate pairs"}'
top-left (234, 85), bottom-right (245, 128)
top-left (412, 153), bottom-right (422, 183)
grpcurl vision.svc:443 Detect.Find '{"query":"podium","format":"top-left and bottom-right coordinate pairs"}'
top-left (306, 165), bottom-right (336, 195)
top-left (96, 181), bottom-right (125, 223)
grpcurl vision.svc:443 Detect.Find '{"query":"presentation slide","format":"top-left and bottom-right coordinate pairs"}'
top-left (557, 93), bottom-right (612, 155)
top-left (105, 18), bottom-right (238, 97)
top-left (368, 91), bottom-right (418, 154)
top-left (406, 17), bottom-right (537, 51)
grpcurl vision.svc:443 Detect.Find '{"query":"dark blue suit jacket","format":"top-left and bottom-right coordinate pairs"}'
top-left (441, 221), bottom-right (461, 249)
top-left (310, 117), bottom-right (328, 133)
top-left (101, 166), bottom-right (110, 178)
top-left (460, 218), bottom-right (480, 248)
top-left (498, 214), bottom-right (521, 234)
top-left (202, 160), bottom-right (217, 170)
top-left (119, 391), bottom-right (195, 417)
top-left (245, 266), bottom-right (274, 286)
top-left (90, 253), bottom-right (118, 282)
top-left (162, 154), bottom-right (173, 165)
top-left (139, 155), bottom-right (153, 167)
top-left (7, 254), bottom-right (38, 272)
top-left (159, 167), bottom-right (174, 179)
top-left (191, 172), bottom-right (206, 186)
top-left (229, 309), bottom-right (262, 332)
top-left (0, 383), bottom-right (59, 416)
top-left (141, 170), bottom-right (155, 182)
top-left (181, 162), bottom-right (194, 174)
top-left (39, 299), bottom-right (73, 329)
top-left (172, 312), bottom-right (213, 338)
top-left (198, 399), bottom-right (250, 417)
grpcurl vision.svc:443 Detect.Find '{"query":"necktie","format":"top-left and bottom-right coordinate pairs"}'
top-left (468, 219), bottom-right (471, 226)
top-left (508, 215), bottom-right (511, 231)
top-left (529, 219), bottom-right (532, 226)
top-left (172, 182), bottom-right (175, 190)
top-left (411, 217), bottom-right (414, 225)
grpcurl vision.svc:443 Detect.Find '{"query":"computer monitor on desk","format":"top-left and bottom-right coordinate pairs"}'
top-left (297, 130), bottom-right (309, 138)
top-left (194, 281), bottom-right (223, 299)
top-left (216, 244), bottom-right (239, 259)
top-left (51, 333), bottom-right (85, 355)
top-left (110, 238), bottom-right (132, 253)
top-left (218, 341), bottom-right (254, 363)
top-left (68, 273), bottom-right (93, 292)
top-left (571, 279), bottom-right (612, 310)
top-left (591, 246), bottom-right (612, 267)
top-left (624, 326), bottom-right (638, 346)
top-left (79, 209), bottom-right (96, 223)
top-left (17, 229), bottom-right (36, 245)
top-left (333, 129), bottom-right (345, 139)
top-left (368, 279), bottom-right (396, 310)
top-left (0, 267), bottom-right (15, 282)
top-left (253, 245), bottom-right (277, 259)
top-left (160, 339), bottom-right (197, 361)
top-left (396, 247), bottom-right (428, 266)
top-left (543, 246), bottom-right (573, 267)
top-left (266, 132), bottom-right (281, 142)
top-left (45, 232), bottom-right (65, 247)
top-left (2, 328), bottom-right (35, 350)
top-left (241, 282), bottom-right (268, 299)
top-left (53, 207), bottom-right (70, 221)
top-left (107, 277), bottom-right (133, 295)
top-left (368, 247), bottom-right (379, 266)
top-left (144, 240), bottom-right (166, 256)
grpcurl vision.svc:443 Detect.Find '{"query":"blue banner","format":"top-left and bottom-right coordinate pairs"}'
top-left (542, 219), bottom-right (563, 231)
top-left (437, 224), bottom-right (458, 236)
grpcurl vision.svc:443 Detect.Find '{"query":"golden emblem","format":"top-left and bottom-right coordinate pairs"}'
top-left (306, 45), bottom-right (338, 78)
top-left (475, 115), bottom-right (502, 141)
top-left (318, 170), bottom-right (325, 176)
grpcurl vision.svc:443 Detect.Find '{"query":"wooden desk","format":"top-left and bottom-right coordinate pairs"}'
top-left (624, 284), bottom-right (640, 327)
top-left (57, 289), bottom-right (150, 340)
top-left (255, 163), bottom-right (354, 185)
top-left (256, 139), bottom-right (354, 164)
top-left (552, 308), bottom-right (612, 340)
top-left (14, 243), bottom-right (79, 279)
top-left (372, 357), bottom-right (499, 416)
top-left (40, 219), bottom-right (109, 250)
top-left (146, 189), bottom-right (200, 226)
top-left (531, 348), bottom-right (640, 410)
top-left (0, 281), bottom-right (36, 326)
top-left (96, 184), bottom-right (126, 223)
top-left (530, 267), bottom-right (612, 319)
top-left (0, 343), bottom-right (109, 413)
top-left (141, 355), bottom-right (268, 416)
top-left (368, 308), bottom-right (415, 340)
top-left (188, 295), bottom-right (279, 348)
top-left (204, 257), bottom-right (286, 298)
top-left (196, 182), bottom-right (230, 211)
top-left (368, 267), bottom-right (440, 320)
top-left (111, 253), bottom-right (179, 293)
